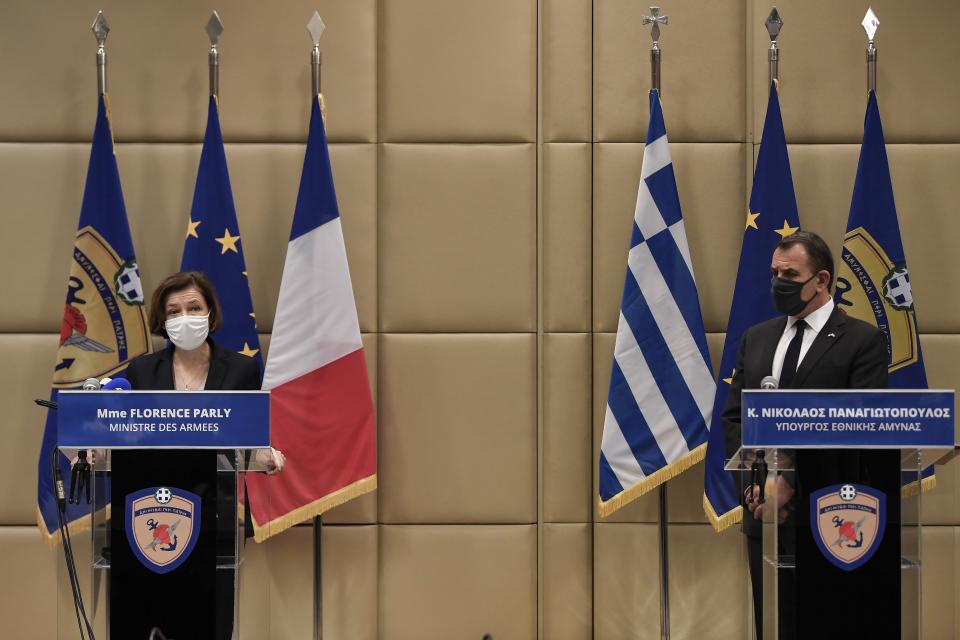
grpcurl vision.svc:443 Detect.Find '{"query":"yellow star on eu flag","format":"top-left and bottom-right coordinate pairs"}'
top-left (745, 211), bottom-right (760, 231)
top-left (774, 220), bottom-right (799, 238)
top-left (215, 228), bottom-right (241, 254)
top-left (186, 218), bottom-right (201, 239)
top-left (722, 369), bottom-right (736, 385)
top-left (238, 342), bottom-right (259, 358)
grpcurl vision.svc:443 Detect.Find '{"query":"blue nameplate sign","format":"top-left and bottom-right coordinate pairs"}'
top-left (742, 390), bottom-right (955, 449)
top-left (57, 390), bottom-right (270, 448)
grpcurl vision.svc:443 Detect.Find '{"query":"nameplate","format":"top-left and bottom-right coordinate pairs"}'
top-left (57, 390), bottom-right (270, 448)
top-left (741, 390), bottom-right (955, 448)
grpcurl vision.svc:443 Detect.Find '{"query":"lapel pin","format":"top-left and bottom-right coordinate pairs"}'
top-left (827, 332), bottom-right (837, 338)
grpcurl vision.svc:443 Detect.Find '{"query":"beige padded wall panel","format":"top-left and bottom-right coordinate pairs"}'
top-left (320, 525), bottom-right (379, 640)
top-left (918, 334), bottom-right (960, 526)
top-left (543, 143), bottom-right (592, 332)
top-left (542, 0), bottom-right (593, 142)
top-left (379, 334), bottom-right (536, 523)
top-left (380, 524), bottom-right (537, 640)
top-left (920, 526), bottom-right (959, 639)
top-left (593, 523), bottom-right (660, 639)
top-left (0, 142), bottom-right (375, 333)
top-left (380, 144), bottom-right (536, 332)
top-left (0, 0), bottom-right (377, 142)
top-left (0, 143), bottom-right (89, 332)
top-left (0, 528), bottom-right (58, 638)
top-left (248, 526), bottom-right (378, 640)
top-left (788, 144), bottom-right (960, 334)
top-left (0, 334), bottom-right (59, 524)
top-left (750, 1), bottom-right (960, 143)
top-left (594, 0), bottom-right (747, 143)
top-left (238, 535), bottom-right (270, 638)
top-left (667, 525), bottom-right (749, 638)
top-left (542, 523), bottom-right (593, 640)
top-left (593, 143), bottom-right (747, 334)
top-left (543, 333), bottom-right (592, 523)
top-left (379, 0), bottom-right (536, 142)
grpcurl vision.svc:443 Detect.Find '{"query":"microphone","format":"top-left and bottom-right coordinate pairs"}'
top-left (751, 377), bottom-right (778, 506)
top-left (101, 377), bottom-right (131, 391)
top-left (82, 377), bottom-right (101, 390)
top-left (760, 375), bottom-right (779, 390)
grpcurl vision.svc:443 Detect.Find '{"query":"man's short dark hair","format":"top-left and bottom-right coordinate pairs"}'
top-left (147, 271), bottom-right (223, 338)
top-left (776, 230), bottom-right (835, 288)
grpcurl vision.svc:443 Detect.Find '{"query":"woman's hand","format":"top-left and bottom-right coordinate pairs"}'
top-left (255, 447), bottom-right (286, 475)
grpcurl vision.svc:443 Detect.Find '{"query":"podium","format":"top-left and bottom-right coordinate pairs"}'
top-left (727, 389), bottom-right (957, 639)
top-left (55, 390), bottom-right (271, 640)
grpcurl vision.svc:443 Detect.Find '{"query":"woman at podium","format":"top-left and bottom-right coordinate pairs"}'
top-left (110, 271), bottom-right (284, 640)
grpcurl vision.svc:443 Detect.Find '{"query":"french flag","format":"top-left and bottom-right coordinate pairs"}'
top-left (246, 97), bottom-right (377, 542)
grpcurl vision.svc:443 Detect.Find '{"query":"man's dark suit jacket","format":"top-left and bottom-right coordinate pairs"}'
top-left (125, 339), bottom-right (260, 391)
top-left (721, 304), bottom-right (888, 537)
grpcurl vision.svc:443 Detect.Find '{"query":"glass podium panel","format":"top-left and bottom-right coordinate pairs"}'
top-left (725, 447), bottom-right (955, 639)
top-left (56, 449), bottom-right (272, 640)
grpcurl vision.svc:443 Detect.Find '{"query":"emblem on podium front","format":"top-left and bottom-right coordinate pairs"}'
top-left (810, 483), bottom-right (886, 571)
top-left (125, 487), bottom-right (201, 574)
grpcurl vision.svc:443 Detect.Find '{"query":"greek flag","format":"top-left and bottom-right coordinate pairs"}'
top-left (598, 90), bottom-right (715, 516)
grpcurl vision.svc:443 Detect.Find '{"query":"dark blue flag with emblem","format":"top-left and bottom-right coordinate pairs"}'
top-left (37, 95), bottom-right (152, 539)
top-left (833, 90), bottom-right (932, 493)
top-left (180, 96), bottom-right (261, 371)
top-left (703, 82), bottom-right (802, 531)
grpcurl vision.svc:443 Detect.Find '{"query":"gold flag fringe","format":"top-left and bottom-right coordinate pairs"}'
top-left (37, 504), bottom-right (112, 549)
top-left (597, 443), bottom-right (706, 518)
top-left (901, 473), bottom-right (937, 499)
top-left (703, 496), bottom-right (743, 533)
top-left (251, 474), bottom-right (377, 543)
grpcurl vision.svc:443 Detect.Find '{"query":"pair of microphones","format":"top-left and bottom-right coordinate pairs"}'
top-left (69, 376), bottom-right (132, 504)
top-left (82, 376), bottom-right (132, 392)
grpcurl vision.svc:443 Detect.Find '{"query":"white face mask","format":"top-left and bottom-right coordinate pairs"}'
top-left (165, 314), bottom-right (210, 351)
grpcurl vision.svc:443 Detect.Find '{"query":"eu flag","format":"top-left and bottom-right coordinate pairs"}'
top-left (703, 82), bottom-right (802, 531)
top-left (37, 95), bottom-right (152, 538)
top-left (180, 96), bottom-right (261, 371)
top-left (834, 91), bottom-right (931, 492)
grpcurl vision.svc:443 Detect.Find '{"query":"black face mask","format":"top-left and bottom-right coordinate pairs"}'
top-left (771, 273), bottom-right (817, 316)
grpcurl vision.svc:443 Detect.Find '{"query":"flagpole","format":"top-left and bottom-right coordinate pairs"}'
top-left (641, 8), bottom-right (671, 637)
top-left (862, 7), bottom-right (879, 93)
top-left (206, 11), bottom-right (223, 99)
top-left (306, 13), bottom-right (327, 640)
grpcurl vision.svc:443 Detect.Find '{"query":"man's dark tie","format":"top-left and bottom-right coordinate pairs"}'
top-left (779, 319), bottom-right (807, 388)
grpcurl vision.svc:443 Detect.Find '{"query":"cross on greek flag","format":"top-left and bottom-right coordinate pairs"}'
top-left (598, 90), bottom-right (715, 516)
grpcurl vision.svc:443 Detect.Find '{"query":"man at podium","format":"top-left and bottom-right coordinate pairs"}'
top-left (721, 231), bottom-right (891, 639)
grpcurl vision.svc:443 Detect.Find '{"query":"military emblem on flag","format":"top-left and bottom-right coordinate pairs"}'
top-left (598, 89), bottom-right (715, 516)
top-left (834, 89), bottom-right (932, 494)
top-left (36, 95), bottom-right (152, 540)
